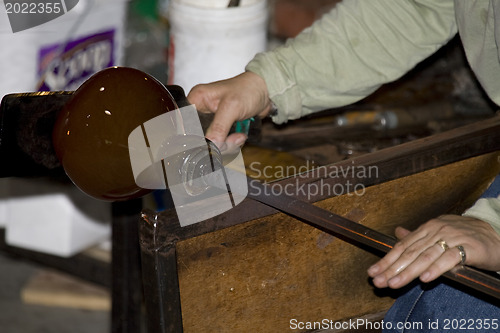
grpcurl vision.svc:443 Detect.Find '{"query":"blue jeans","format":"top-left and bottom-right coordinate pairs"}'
top-left (383, 282), bottom-right (500, 332)
top-left (481, 174), bottom-right (500, 199)
top-left (383, 175), bottom-right (500, 332)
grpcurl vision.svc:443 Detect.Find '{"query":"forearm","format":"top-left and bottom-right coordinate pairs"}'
top-left (247, 0), bottom-right (458, 124)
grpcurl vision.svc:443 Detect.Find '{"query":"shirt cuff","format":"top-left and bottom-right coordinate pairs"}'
top-left (463, 197), bottom-right (500, 236)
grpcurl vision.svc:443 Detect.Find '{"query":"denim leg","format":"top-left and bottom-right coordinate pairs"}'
top-left (481, 175), bottom-right (500, 198)
top-left (383, 282), bottom-right (500, 332)
top-left (383, 283), bottom-right (426, 333)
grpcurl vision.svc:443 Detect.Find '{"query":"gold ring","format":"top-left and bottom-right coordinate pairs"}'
top-left (436, 240), bottom-right (449, 251)
top-left (456, 245), bottom-right (466, 265)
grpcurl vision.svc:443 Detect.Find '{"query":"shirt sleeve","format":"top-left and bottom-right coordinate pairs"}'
top-left (246, 0), bottom-right (458, 124)
top-left (463, 176), bottom-right (500, 236)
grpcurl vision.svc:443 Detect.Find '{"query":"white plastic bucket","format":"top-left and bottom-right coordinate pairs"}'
top-left (0, 0), bottom-right (127, 98)
top-left (167, 0), bottom-right (268, 93)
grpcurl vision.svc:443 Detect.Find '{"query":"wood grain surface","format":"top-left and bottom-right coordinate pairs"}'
top-left (175, 152), bottom-right (500, 332)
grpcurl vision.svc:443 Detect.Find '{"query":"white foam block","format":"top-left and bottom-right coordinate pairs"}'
top-left (6, 178), bottom-right (111, 257)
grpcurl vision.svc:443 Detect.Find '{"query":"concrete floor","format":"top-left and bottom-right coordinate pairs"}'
top-left (0, 252), bottom-right (109, 333)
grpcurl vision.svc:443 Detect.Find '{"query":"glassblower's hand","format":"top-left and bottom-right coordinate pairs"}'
top-left (367, 215), bottom-right (500, 289)
top-left (187, 71), bottom-right (273, 149)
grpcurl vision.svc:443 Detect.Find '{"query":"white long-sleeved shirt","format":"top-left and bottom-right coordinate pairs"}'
top-left (246, 0), bottom-right (500, 233)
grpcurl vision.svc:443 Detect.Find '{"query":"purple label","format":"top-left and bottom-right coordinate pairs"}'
top-left (37, 29), bottom-right (116, 91)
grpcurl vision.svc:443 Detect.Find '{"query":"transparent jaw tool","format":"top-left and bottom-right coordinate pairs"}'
top-left (128, 104), bottom-right (248, 226)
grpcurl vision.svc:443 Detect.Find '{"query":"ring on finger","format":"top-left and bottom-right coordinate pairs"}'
top-left (436, 239), bottom-right (449, 251)
top-left (456, 245), bottom-right (466, 265)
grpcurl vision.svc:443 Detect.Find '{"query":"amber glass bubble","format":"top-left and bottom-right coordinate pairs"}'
top-left (52, 67), bottom-right (178, 201)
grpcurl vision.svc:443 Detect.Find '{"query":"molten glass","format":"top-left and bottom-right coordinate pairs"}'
top-left (52, 67), bottom-right (178, 201)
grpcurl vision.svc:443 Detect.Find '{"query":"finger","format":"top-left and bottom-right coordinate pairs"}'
top-left (370, 247), bottom-right (419, 288)
top-left (367, 242), bottom-right (406, 278)
top-left (375, 221), bottom-right (446, 272)
top-left (395, 226), bottom-right (410, 239)
top-left (369, 236), bottom-right (439, 286)
top-left (368, 231), bottom-right (428, 278)
top-left (205, 104), bottom-right (239, 145)
top-left (187, 84), bottom-right (216, 112)
top-left (385, 243), bottom-right (447, 288)
top-left (419, 246), bottom-right (463, 283)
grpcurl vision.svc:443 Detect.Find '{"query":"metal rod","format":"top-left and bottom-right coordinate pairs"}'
top-left (245, 177), bottom-right (500, 300)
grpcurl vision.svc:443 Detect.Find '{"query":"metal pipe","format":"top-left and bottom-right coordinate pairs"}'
top-left (245, 177), bottom-right (500, 300)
